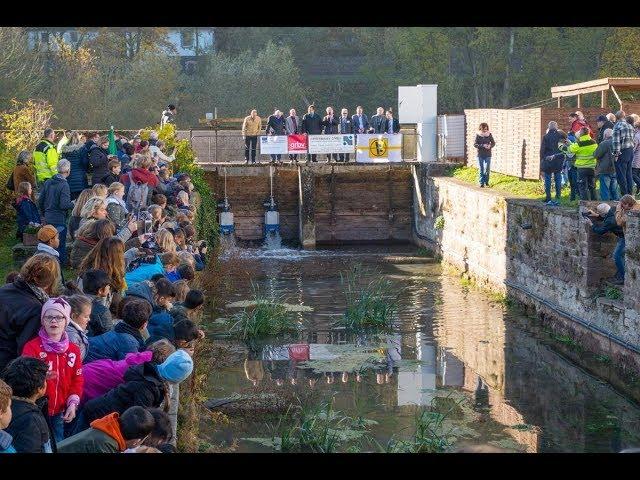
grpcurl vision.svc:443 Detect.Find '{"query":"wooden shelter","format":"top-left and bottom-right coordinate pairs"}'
top-left (551, 77), bottom-right (640, 109)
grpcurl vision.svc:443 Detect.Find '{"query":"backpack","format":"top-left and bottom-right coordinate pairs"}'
top-left (126, 171), bottom-right (149, 214)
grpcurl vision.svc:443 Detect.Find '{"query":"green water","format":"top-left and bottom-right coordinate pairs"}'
top-left (199, 245), bottom-right (640, 453)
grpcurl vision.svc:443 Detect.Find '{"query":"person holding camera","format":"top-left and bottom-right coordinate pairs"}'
top-left (585, 203), bottom-right (625, 285)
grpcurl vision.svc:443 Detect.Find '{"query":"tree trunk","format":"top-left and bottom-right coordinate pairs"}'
top-left (502, 28), bottom-right (515, 107)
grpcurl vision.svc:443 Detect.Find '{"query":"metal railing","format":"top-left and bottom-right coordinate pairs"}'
top-left (186, 128), bottom-right (421, 163)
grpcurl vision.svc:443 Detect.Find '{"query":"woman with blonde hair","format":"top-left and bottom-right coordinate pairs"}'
top-left (78, 236), bottom-right (127, 306)
top-left (105, 182), bottom-right (128, 230)
top-left (91, 183), bottom-right (108, 198)
top-left (0, 253), bottom-right (61, 371)
top-left (79, 196), bottom-right (136, 243)
top-left (69, 189), bottom-right (94, 240)
top-left (155, 228), bottom-right (176, 253)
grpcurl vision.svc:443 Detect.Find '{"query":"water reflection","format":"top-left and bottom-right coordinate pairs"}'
top-left (207, 246), bottom-right (640, 452)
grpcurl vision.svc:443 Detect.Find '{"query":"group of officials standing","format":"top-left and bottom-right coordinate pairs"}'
top-left (241, 105), bottom-right (400, 164)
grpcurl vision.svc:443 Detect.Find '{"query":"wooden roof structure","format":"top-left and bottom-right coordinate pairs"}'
top-left (551, 77), bottom-right (640, 109)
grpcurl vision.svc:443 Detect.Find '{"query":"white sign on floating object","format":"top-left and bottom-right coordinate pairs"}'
top-left (308, 134), bottom-right (355, 154)
top-left (259, 135), bottom-right (288, 155)
top-left (356, 134), bottom-right (403, 162)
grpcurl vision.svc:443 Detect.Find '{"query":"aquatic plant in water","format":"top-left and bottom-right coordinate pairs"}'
top-left (244, 399), bottom-right (376, 453)
top-left (338, 264), bottom-right (398, 329)
top-left (228, 288), bottom-right (300, 341)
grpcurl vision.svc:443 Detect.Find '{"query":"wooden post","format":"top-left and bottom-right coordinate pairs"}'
top-left (576, 94), bottom-right (581, 109)
top-left (601, 90), bottom-right (608, 109)
top-left (557, 97), bottom-right (562, 108)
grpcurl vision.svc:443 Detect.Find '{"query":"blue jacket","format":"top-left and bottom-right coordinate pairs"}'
top-left (85, 321), bottom-right (144, 363)
top-left (37, 174), bottom-right (74, 226)
top-left (0, 430), bottom-right (16, 453)
top-left (125, 256), bottom-right (165, 285)
top-left (146, 309), bottom-right (174, 344)
top-left (13, 196), bottom-right (41, 237)
top-left (166, 270), bottom-right (181, 282)
top-left (62, 143), bottom-right (89, 194)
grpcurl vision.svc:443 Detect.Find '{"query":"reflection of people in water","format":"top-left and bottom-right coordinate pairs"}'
top-left (474, 377), bottom-right (490, 408)
top-left (288, 360), bottom-right (299, 386)
top-left (266, 360), bottom-right (288, 387)
top-left (304, 369), bottom-right (322, 388)
top-left (244, 359), bottom-right (264, 387)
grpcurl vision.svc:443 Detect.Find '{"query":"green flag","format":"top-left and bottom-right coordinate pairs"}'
top-left (108, 126), bottom-right (117, 155)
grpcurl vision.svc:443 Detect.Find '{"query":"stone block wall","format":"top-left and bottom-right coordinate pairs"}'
top-left (413, 165), bottom-right (638, 354)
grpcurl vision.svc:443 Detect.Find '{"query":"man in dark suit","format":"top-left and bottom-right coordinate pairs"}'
top-left (370, 107), bottom-right (387, 133)
top-left (385, 110), bottom-right (400, 134)
top-left (322, 106), bottom-right (339, 162)
top-left (285, 108), bottom-right (302, 162)
top-left (338, 108), bottom-right (353, 162)
top-left (265, 109), bottom-right (286, 163)
top-left (352, 106), bottom-right (369, 135)
top-left (302, 105), bottom-right (323, 162)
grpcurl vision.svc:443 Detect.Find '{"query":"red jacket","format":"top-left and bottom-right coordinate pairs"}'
top-left (120, 168), bottom-right (159, 188)
top-left (22, 337), bottom-right (83, 416)
top-left (570, 119), bottom-right (594, 138)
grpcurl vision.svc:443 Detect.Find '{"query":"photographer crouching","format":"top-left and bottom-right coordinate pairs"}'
top-left (585, 203), bottom-right (625, 285)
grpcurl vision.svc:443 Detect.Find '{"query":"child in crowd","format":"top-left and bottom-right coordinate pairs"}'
top-left (175, 289), bottom-right (205, 321)
top-left (81, 269), bottom-right (113, 336)
top-left (143, 408), bottom-right (175, 453)
top-left (74, 349), bottom-right (193, 433)
top-left (172, 280), bottom-right (190, 303)
top-left (177, 263), bottom-right (196, 281)
top-left (14, 181), bottom-right (41, 240)
top-left (0, 378), bottom-right (15, 453)
top-left (151, 193), bottom-right (167, 211)
top-left (85, 298), bottom-right (151, 363)
top-left (36, 225), bottom-right (61, 263)
top-left (68, 188), bottom-right (94, 241)
top-left (105, 182), bottom-right (128, 230)
top-left (177, 251), bottom-right (196, 270)
top-left (176, 190), bottom-right (191, 212)
top-left (58, 406), bottom-right (154, 454)
top-left (101, 159), bottom-right (122, 186)
top-left (65, 294), bottom-right (92, 360)
top-left (91, 183), bottom-right (108, 198)
top-left (125, 251), bottom-right (179, 285)
top-left (2, 357), bottom-right (51, 453)
top-left (22, 297), bottom-right (83, 443)
top-left (81, 339), bottom-right (174, 405)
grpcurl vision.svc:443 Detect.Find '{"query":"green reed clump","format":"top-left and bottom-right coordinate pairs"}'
top-left (384, 407), bottom-right (453, 453)
top-left (339, 264), bottom-right (397, 329)
top-left (268, 399), bottom-right (374, 453)
top-left (228, 292), bottom-right (298, 341)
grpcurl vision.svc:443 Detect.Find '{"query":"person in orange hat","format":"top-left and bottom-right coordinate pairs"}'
top-left (57, 406), bottom-right (154, 453)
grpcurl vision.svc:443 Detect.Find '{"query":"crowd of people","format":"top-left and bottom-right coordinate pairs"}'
top-left (0, 125), bottom-right (208, 453)
top-left (242, 105), bottom-right (400, 164)
top-left (540, 110), bottom-right (640, 204)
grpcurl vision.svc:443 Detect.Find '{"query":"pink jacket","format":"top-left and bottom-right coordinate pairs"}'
top-left (81, 350), bottom-right (152, 405)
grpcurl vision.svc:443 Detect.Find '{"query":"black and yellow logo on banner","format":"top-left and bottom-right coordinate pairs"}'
top-left (369, 138), bottom-right (388, 157)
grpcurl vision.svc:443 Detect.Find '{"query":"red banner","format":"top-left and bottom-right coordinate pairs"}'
top-left (287, 134), bottom-right (308, 153)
